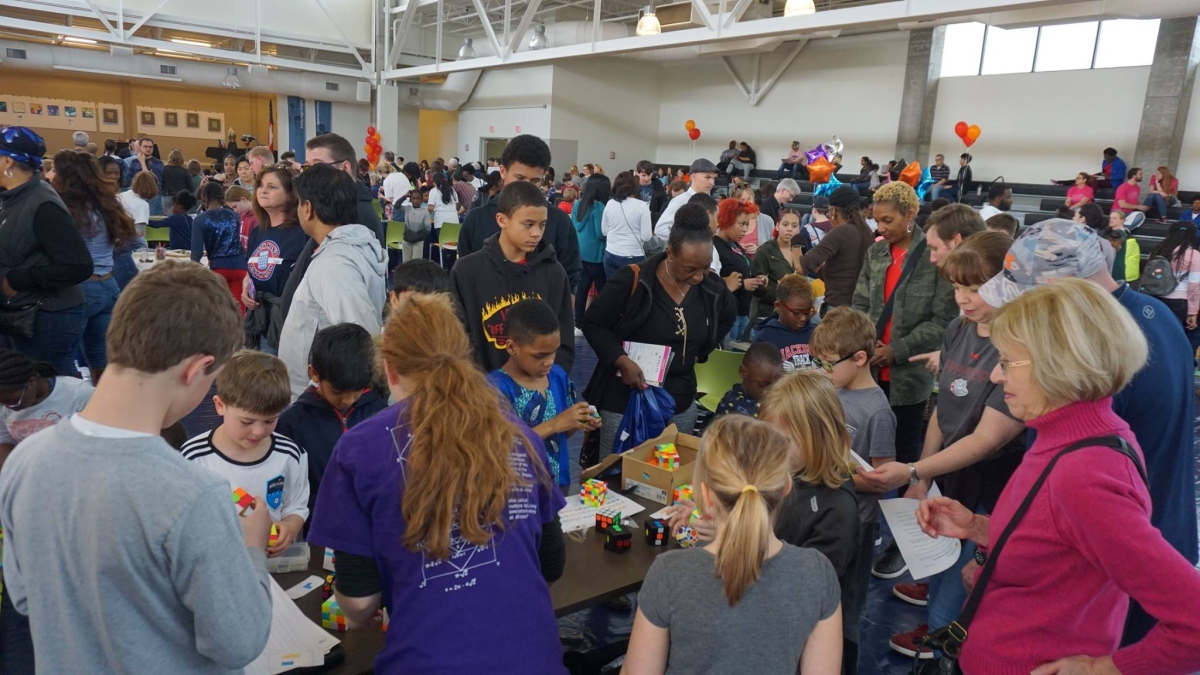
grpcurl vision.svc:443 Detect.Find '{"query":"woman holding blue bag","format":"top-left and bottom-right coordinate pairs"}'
top-left (582, 202), bottom-right (736, 461)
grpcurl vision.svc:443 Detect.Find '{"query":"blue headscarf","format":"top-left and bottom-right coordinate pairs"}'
top-left (0, 126), bottom-right (47, 172)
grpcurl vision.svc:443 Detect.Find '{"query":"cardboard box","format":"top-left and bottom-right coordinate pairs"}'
top-left (619, 425), bottom-right (700, 505)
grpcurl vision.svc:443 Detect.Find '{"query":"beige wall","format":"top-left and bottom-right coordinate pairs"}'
top-left (418, 109), bottom-right (460, 163)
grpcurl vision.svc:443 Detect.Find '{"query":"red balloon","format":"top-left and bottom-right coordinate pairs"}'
top-left (964, 137), bottom-right (976, 148)
top-left (688, 128), bottom-right (701, 141)
top-left (954, 121), bottom-right (968, 139)
top-left (367, 126), bottom-right (377, 136)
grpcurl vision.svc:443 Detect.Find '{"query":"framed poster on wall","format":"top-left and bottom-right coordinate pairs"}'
top-left (141, 110), bottom-right (155, 126)
top-left (165, 112), bottom-right (178, 127)
top-left (186, 112), bottom-right (199, 128)
top-left (102, 108), bottom-right (118, 124)
top-left (208, 118), bottom-right (221, 133)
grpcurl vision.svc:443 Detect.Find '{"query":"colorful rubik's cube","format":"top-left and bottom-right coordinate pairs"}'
top-left (604, 523), bottom-right (632, 553)
top-left (673, 483), bottom-right (693, 504)
top-left (269, 523), bottom-right (279, 547)
top-left (321, 597), bottom-right (348, 632)
top-left (595, 510), bottom-right (622, 533)
top-left (323, 547), bottom-right (336, 571)
top-left (322, 574), bottom-right (335, 601)
top-left (675, 526), bottom-right (699, 548)
top-left (645, 518), bottom-right (668, 546)
top-left (655, 443), bottom-right (680, 471)
top-left (581, 479), bottom-right (608, 507)
top-left (232, 488), bottom-right (255, 512)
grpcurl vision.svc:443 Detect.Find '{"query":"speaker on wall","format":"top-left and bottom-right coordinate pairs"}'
top-left (356, 82), bottom-right (372, 102)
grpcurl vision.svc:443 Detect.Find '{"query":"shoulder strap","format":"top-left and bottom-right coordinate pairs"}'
top-left (875, 240), bottom-right (927, 339)
top-left (628, 264), bottom-right (641, 298)
top-left (954, 435), bottom-right (1146, 633)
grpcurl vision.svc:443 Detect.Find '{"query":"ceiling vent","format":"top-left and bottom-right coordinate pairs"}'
top-left (160, 64), bottom-right (177, 75)
top-left (325, 82), bottom-right (340, 91)
top-left (5, 48), bottom-right (27, 59)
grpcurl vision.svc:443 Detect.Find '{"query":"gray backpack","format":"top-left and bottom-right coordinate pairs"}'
top-left (1135, 256), bottom-right (1182, 297)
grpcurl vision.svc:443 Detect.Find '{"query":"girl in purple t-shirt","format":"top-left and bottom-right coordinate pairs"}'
top-left (307, 293), bottom-right (567, 675)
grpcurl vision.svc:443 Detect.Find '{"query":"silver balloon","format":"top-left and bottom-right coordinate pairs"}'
top-left (823, 135), bottom-right (844, 158)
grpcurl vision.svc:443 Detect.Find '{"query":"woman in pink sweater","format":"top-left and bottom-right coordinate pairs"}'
top-left (917, 278), bottom-right (1200, 675)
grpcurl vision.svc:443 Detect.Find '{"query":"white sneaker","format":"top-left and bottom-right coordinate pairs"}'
top-left (574, 327), bottom-right (584, 338)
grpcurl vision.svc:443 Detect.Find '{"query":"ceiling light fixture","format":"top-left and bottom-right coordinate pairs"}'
top-left (457, 37), bottom-right (476, 60)
top-left (528, 23), bottom-right (548, 50)
top-left (636, 5), bottom-right (661, 36)
top-left (405, 87), bottom-right (423, 107)
top-left (61, 35), bottom-right (98, 45)
top-left (222, 66), bottom-right (241, 89)
top-left (783, 0), bottom-right (815, 18)
top-left (170, 38), bottom-right (213, 48)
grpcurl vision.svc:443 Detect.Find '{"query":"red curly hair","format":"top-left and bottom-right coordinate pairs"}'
top-left (717, 197), bottom-right (759, 230)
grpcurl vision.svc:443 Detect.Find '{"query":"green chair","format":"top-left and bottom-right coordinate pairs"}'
top-left (694, 349), bottom-right (744, 412)
top-left (435, 221), bottom-right (462, 266)
top-left (373, 199), bottom-right (384, 219)
top-left (385, 220), bottom-right (404, 251)
top-left (144, 226), bottom-right (171, 244)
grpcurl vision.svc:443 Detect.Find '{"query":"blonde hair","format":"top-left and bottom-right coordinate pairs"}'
top-left (380, 293), bottom-right (540, 560)
top-left (695, 416), bottom-right (792, 606)
top-left (378, 162), bottom-right (394, 176)
top-left (811, 306), bottom-right (876, 360)
top-left (873, 181), bottom-right (919, 216)
top-left (216, 350), bottom-right (291, 415)
top-left (991, 278), bottom-right (1147, 406)
top-left (759, 370), bottom-right (854, 489)
top-left (130, 171), bottom-right (159, 200)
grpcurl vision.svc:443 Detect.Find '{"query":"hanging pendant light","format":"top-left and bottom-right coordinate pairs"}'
top-left (636, 5), bottom-right (661, 36)
top-left (405, 87), bottom-right (423, 108)
top-left (222, 66), bottom-right (241, 89)
top-left (457, 37), bottom-right (476, 60)
top-left (783, 0), bottom-right (815, 17)
top-left (529, 23), bottom-right (548, 50)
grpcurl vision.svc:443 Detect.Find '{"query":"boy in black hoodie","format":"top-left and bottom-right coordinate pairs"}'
top-left (451, 181), bottom-right (575, 374)
top-left (276, 323), bottom-right (387, 520)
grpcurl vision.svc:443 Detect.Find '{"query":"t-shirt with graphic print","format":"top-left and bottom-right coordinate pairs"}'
top-left (244, 224), bottom-right (309, 300)
top-left (936, 317), bottom-right (1026, 512)
top-left (487, 365), bottom-right (576, 487)
top-left (180, 430), bottom-right (310, 524)
top-left (0, 377), bottom-right (94, 446)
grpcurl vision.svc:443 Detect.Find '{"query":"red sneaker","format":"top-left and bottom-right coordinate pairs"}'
top-left (892, 582), bottom-right (929, 606)
top-left (889, 624), bottom-right (935, 660)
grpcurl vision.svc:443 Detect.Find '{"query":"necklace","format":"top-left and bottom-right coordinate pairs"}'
top-left (663, 260), bottom-right (687, 302)
top-left (662, 261), bottom-right (690, 359)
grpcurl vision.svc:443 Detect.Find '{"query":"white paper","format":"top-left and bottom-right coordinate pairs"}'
top-left (849, 450), bottom-right (874, 472)
top-left (621, 342), bottom-right (673, 387)
top-left (558, 491), bottom-right (646, 534)
top-left (879, 485), bottom-right (959, 581)
top-left (648, 506), bottom-right (674, 520)
top-left (245, 577), bottom-right (341, 675)
top-left (284, 575), bottom-right (325, 600)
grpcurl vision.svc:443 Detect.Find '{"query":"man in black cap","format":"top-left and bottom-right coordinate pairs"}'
top-left (654, 158), bottom-right (718, 239)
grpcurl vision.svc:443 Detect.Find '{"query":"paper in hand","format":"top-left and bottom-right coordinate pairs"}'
top-left (879, 482), bottom-right (960, 581)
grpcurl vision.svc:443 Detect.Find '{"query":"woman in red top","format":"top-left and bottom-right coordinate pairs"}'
top-left (1145, 166), bottom-right (1180, 221)
top-left (557, 186), bottom-right (577, 215)
top-left (1064, 172), bottom-right (1094, 209)
top-left (918, 279), bottom-right (1200, 675)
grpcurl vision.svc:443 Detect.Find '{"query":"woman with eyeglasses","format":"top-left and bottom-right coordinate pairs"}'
top-left (856, 231), bottom-right (1029, 659)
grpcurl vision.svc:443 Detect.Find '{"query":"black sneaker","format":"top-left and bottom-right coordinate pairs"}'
top-left (872, 541), bottom-right (908, 579)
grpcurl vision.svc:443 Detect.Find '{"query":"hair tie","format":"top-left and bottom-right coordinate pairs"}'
top-left (741, 484), bottom-right (758, 495)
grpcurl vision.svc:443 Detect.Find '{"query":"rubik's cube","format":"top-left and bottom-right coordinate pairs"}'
top-left (645, 518), bottom-right (668, 546)
top-left (595, 510), bottom-right (622, 533)
top-left (269, 524), bottom-right (279, 547)
top-left (655, 443), bottom-right (680, 471)
top-left (673, 483), bottom-right (693, 504)
top-left (604, 523), bottom-right (632, 553)
top-left (321, 597), bottom-right (348, 632)
top-left (675, 526), bottom-right (699, 548)
top-left (322, 574), bottom-right (335, 601)
top-left (581, 479), bottom-right (608, 507)
top-left (232, 488), bottom-right (255, 513)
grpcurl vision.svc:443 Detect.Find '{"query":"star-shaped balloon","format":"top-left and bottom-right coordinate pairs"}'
top-left (899, 161), bottom-right (922, 188)
top-left (808, 156), bottom-right (835, 184)
top-left (805, 144), bottom-right (828, 166)
top-left (822, 135), bottom-right (844, 158)
top-left (814, 172), bottom-right (842, 197)
top-left (915, 167), bottom-right (935, 201)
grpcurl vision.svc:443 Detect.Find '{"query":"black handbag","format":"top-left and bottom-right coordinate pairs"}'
top-left (0, 300), bottom-right (40, 339)
top-left (911, 435), bottom-right (1148, 675)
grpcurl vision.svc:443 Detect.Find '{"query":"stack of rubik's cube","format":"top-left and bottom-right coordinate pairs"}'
top-left (654, 443), bottom-right (680, 471)
top-left (673, 483), bottom-right (693, 504)
top-left (581, 479), bottom-right (608, 507)
top-left (321, 596), bottom-right (347, 632)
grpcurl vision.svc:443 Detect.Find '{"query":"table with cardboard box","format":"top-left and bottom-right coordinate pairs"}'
top-left (268, 426), bottom-right (701, 675)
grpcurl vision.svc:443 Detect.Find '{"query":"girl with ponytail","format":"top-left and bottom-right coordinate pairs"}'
top-left (625, 415), bottom-right (843, 675)
top-left (0, 349), bottom-right (94, 471)
top-left (306, 293), bottom-right (568, 674)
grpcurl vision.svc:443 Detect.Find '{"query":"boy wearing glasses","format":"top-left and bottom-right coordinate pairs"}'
top-left (754, 274), bottom-right (819, 371)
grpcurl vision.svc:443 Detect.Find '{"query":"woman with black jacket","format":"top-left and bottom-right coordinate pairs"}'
top-left (582, 202), bottom-right (736, 459)
top-left (0, 127), bottom-right (93, 375)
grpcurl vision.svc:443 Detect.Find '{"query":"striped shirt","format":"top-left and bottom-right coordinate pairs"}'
top-left (180, 430), bottom-right (310, 524)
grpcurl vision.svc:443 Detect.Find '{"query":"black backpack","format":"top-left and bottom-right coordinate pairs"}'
top-left (1135, 256), bottom-right (1182, 297)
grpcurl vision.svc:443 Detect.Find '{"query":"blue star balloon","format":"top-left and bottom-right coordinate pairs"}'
top-left (814, 172), bottom-right (842, 197)
top-left (915, 167), bottom-right (934, 201)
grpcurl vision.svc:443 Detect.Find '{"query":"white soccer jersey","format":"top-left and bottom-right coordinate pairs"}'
top-left (180, 430), bottom-right (310, 524)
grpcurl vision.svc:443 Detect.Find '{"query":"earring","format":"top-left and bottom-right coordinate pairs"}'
top-left (2, 168), bottom-right (11, 178)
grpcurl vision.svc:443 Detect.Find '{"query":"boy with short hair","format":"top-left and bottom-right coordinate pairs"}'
top-left (181, 350), bottom-right (310, 556)
top-left (0, 261), bottom-right (272, 674)
top-left (755, 274), bottom-right (819, 371)
top-left (451, 181), bottom-right (574, 373)
top-left (714, 342), bottom-right (783, 419)
top-left (225, 184), bottom-right (255, 250)
top-left (163, 190), bottom-right (196, 250)
top-left (389, 258), bottom-right (451, 310)
top-left (277, 324), bottom-right (387, 516)
top-left (487, 298), bottom-right (599, 486)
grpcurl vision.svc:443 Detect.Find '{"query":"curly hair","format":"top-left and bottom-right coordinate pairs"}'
top-left (51, 149), bottom-right (137, 249)
top-left (873, 180), bottom-right (920, 216)
top-left (717, 197), bottom-right (759, 231)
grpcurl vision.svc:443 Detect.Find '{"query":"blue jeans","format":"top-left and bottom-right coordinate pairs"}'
top-left (1143, 193), bottom-right (1176, 219)
top-left (776, 162), bottom-right (800, 180)
top-left (925, 505), bottom-right (987, 629)
top-left (575, 261), bottom-right (607, 325)
top-left (929, 184), bottom-right (947, 201)
top-left (259, 335), bottom-right (278, 356)
top-left (78, 277), bottom-right (120, 372)
top-left (10, 304), bottom-right (86, 376)
top-left (603, 252), bottom-right (645, 280)
top-left (942, 186), bottom-right (961, 202)
top-left (723, 315), bottom-right (750, 349)
top-left (1, 578), bottom-right (34, 674)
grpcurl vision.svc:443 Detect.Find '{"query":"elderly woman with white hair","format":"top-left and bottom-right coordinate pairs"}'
top-left (916, 278), bottom-right (1200, 675)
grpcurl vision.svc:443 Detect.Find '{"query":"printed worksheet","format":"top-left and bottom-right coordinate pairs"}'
top-left (879, 483), bottom-right (961, 580)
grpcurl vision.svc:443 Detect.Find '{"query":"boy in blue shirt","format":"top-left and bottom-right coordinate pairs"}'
top-left (487, 298), bottom-right (600, 486)
top-left (162, 190), bottom-right (196, 250)
top-left (714, 342), bottom-right (783, 419)
top-left (755, 274), bottom-right (819, 372)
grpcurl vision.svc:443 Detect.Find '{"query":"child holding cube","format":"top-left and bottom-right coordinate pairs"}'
top-left (714, 342), bottom-right (784, 419)
top-left (181, 350), bottom-right (309, 557)
top-left (487, 298), bottom-right (600, 486)
top-left (626, 415), bottom-right (843, 673)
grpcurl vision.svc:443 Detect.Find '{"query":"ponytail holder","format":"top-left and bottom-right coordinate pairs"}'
top-left (741, 484), bottom-right (758, 495)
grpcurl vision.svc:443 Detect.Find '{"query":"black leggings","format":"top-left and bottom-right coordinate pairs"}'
top-left (880, 381), bottom-right (929, 464)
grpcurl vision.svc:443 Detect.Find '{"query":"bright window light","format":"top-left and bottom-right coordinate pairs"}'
top-left (1035, 21), bottom-right (1098, 72)
top-left (1094, 19), bottom-right (1160, 69)
top-left (981, 25), bottom-right (1038, 75)
top-left (940, 22), bottom-right (985, 78)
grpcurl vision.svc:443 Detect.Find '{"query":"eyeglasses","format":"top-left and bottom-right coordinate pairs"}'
top-left (997, 359), bottom-right (1031, 375)
top-left (779, 303), bottom-right (813, 316)
top-left (813, 354), bottom-right (855, 373)
top-left (4, 382), bottom-right (29, 410)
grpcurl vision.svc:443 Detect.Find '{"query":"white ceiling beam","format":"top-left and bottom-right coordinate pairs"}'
top-left (469, 0), bottom-right (506, 57)
top-left (313, 0), bottom-right (372, 72)
top-left (382, 0), bottom-right (1073, 80)
top-left (122, 0), bottom-right (166, 39)
top-left (719, 56), bottom-right (751, 101)
top-left (750, 37), bottom-right (807, 105)
top-left (688, 0), bottom-right (715, 31)
top-left (79, 0), bottom-right (120, 40)
top-left (720, 0), bottom-right (754, 29)
top-left (505, 0), bottom-right (543, 57)
top-left (388, 0), bottom-right (422, 65)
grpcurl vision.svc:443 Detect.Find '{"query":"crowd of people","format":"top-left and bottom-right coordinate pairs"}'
top-left (1, 121), bottom-right (1199, 675)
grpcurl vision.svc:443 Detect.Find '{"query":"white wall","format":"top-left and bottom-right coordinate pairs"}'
top-left (654, 32), bottom-right (910, 169)
top-left (550, 58), bottom-right (663, 169)
top-left (1176, 75), bottom-right (1200, 188)
top-left (931, 67), bottom-right (1150, 184)
top-left (118, 0), bottom-right (373, 47)
top-left (457, 66), bottom-right (554, 163)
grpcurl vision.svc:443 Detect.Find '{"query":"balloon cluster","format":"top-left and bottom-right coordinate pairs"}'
top-left (805, 135), bottom-right (844, 165)
top-left (808, 156), bottom-right (835, 184)
top-left (898, 161), bottom-right (922, 188)
top-left (684, 119), bottom-right (701, 141)
top-left (915, 166), bottom-right (935, 201)
top-left (363, 126), bottom-right (383, 167)
top-left (814, 172), bottom-right (842, 197)
top-left (954, 121), bottom-right (981, 148)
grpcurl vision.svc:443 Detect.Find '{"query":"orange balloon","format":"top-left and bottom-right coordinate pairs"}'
top-left (966, 125), bottom-right (981, 141)
top-left (684, 119), bottom-right (696, 131)
top-left (899, 161), bottom-right (922, 188)
top-left (807, 157), bottom-right (834, 184)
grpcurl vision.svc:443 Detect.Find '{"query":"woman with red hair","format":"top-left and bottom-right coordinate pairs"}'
top-left (715, 198), bottom-right (767, 347)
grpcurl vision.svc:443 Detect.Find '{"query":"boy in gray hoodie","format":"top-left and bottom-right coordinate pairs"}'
top-left (278, 164), bottom-right (388, 399)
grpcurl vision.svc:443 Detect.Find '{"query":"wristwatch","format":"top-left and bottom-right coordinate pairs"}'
top-left (907, 463), bottom-right (920, 486)
top-left (974, 547), bottom-right (988, 566)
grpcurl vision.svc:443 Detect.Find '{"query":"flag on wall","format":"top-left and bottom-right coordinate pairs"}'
top-left (267, 99), bottom-right (276, 153)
